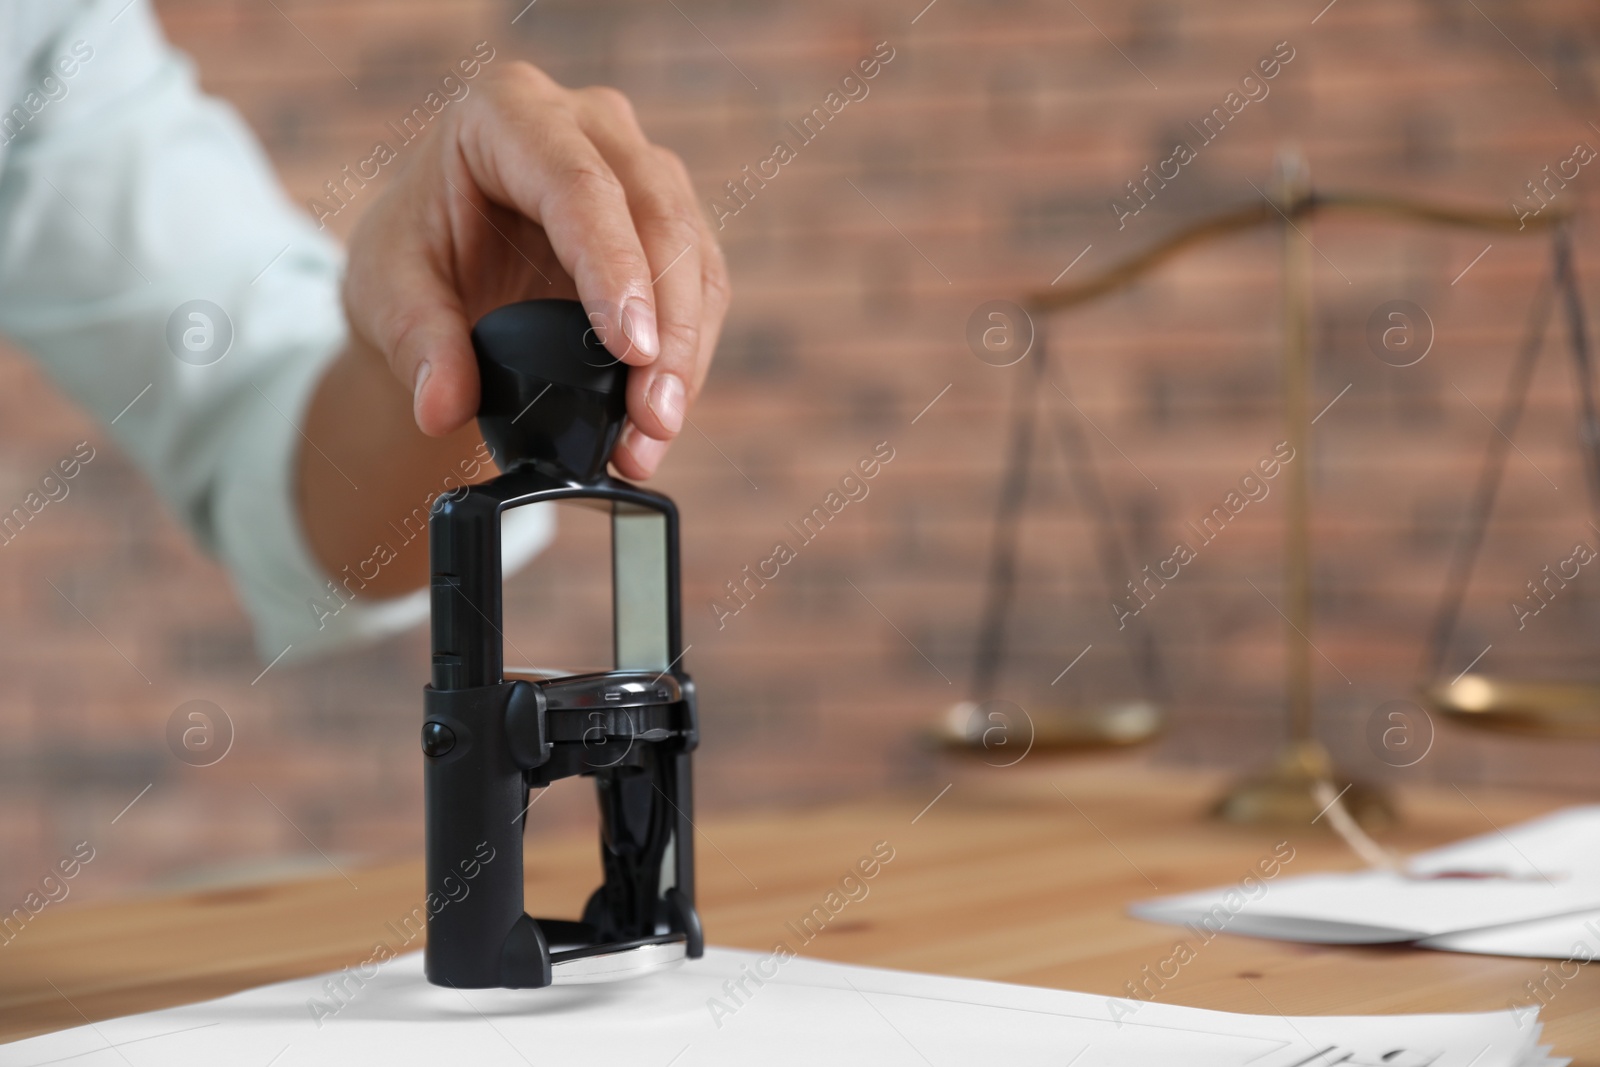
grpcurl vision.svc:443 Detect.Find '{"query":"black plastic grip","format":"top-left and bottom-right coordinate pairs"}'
top-left (473, 300), bottom-right (628, 483)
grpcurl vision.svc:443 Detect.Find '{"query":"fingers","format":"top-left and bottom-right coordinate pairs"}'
top-left (566, 91), bottom-right (728, 479)
top-left (612, 422), bottom-right (670, 481)
top-left (573, 97), bottom-right (703, 440)
top-left (350, 63), bottom-right (730, 464)
top-left (612, 146), bottom-right (732, 479)
top-left (457, 65), bottom-right (660, 367)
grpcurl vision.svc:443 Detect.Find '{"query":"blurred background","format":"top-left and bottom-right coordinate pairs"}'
top-left (4, 0), bottom-right (1600, 906)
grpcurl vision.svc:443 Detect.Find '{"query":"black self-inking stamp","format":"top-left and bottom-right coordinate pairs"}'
top-left (422, 299), bottom-right (702, 988)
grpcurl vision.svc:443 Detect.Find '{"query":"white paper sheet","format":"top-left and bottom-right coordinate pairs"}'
top-left (3, 948), bottom-right (1565, 1067)
top-left (1406, 806), bottom-right (1600, 881)
top-left (1131, 806), bottom-right (1600, 957)
top-left (1420, 910), bottom-right (1600, 958)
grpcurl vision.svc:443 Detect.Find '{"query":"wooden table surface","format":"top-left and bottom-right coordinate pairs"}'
top-left (3, 761), bottom-right (1596, 1059)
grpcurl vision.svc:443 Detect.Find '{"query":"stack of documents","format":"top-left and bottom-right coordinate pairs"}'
top-left (7, 947), bottom-right (1564, 1065)
top-left (1133, 805), bottom-right (1600, 960)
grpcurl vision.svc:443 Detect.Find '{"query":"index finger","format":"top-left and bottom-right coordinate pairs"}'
top-left (457, 65), bottom-right (659, 366)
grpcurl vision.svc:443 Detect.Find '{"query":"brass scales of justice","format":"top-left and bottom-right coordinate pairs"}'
top-left (937, 150), bottom-right (1599, 825)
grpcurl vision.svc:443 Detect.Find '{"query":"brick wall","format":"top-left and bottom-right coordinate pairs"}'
top-left (4, 0), bottom-right (1600, 907)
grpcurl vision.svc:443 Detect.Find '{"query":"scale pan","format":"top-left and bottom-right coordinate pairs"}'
top-left (930, 699), bottom-right (1163, 755)
top-left (1421, 673), bottom-right (1600, 739)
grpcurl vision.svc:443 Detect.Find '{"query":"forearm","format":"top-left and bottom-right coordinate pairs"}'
top-left (298, 336), bottom-right (493, 601)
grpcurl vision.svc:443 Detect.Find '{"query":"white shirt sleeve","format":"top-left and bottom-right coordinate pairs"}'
top-left (0, 0), bottom-right (554, 663)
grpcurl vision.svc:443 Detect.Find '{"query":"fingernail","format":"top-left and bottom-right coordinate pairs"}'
top-left (647, 374), bottom-right (686, 435)
top-left (412, 360), bottom-right (432, 421)
top-left (624, 425), bottom-right (669, 477)
top-left (622, 299), bottom-right (659, 361)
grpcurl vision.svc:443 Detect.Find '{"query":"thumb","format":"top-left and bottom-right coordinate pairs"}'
top-left (346, 253), bottom-right (480, 439)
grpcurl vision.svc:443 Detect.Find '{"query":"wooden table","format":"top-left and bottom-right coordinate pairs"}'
top-left (3, 762), bottom-right (1597, 1060)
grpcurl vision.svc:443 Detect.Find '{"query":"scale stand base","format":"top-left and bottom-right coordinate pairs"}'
top-left (1210, 740), bottom-right (1396, 830)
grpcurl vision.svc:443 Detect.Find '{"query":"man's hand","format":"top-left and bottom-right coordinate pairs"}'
top-left (300, 64), bottom-right (727, 601)
top-left (344, 61), bottom-right (729, 479)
